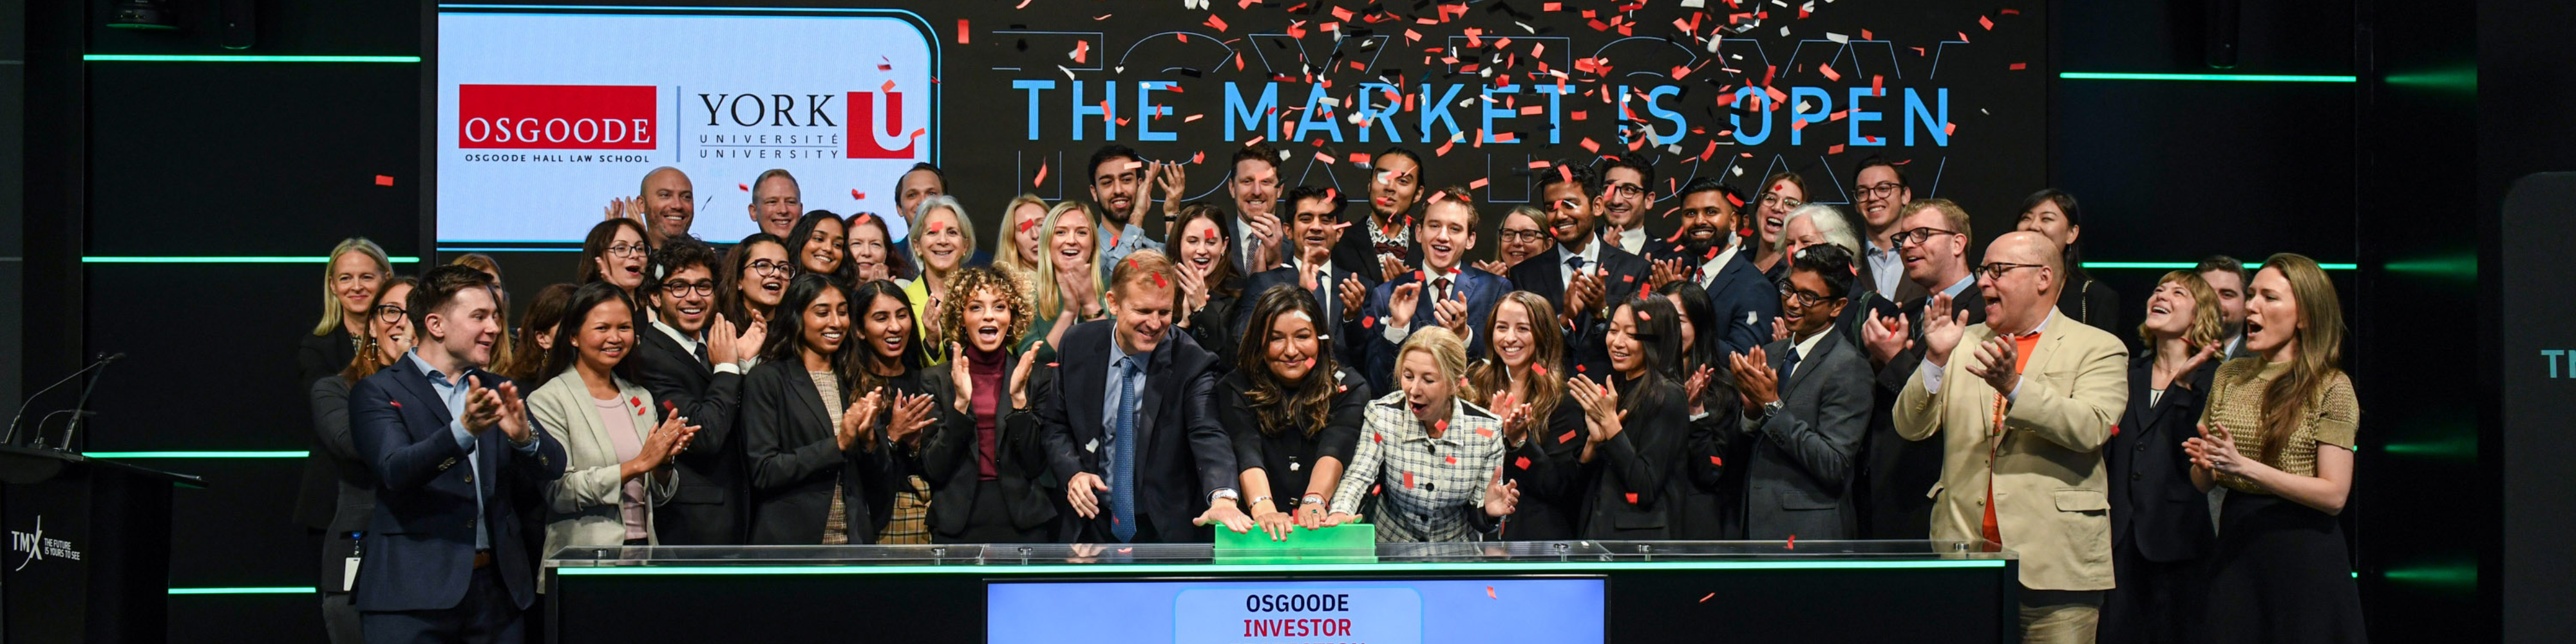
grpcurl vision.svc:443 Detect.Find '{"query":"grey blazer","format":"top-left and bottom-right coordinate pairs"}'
top-left (1735, 329), bottom-right (1872, 540)
top-left (527, 368), bottom-right (679, 557)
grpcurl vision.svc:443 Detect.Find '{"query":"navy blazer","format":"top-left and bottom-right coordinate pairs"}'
top-left (630, 329), bottom-right (748, 545)
top-left (1646, 243), bottom-right (1782, 357)
top-left (2109, 355), bottom-right (2218, 563)
top-left (1037, 321), bottom-right (1236, 543)
top-left (1356, 265), bottom-right (1509, 393)
top-left (1504, 242), bottom-right (1653, 378)
top-left (348, 357), bottom-right (566, 613)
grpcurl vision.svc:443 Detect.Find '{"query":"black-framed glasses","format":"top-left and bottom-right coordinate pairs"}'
top-left (1496, 229), bottom-right (1549, 243)
top-left (605, 243), bottom-right (649, 258)
top-left (1976, 261), bottom-right (2047, 280)
top-left (746, 260), bottom-right (790, 277)
top-left (374, 304), bottom-right (408, 323)
top-left (659, 280), bottom-right (717, 298)
top-left (1889, 227), bottom-right (1960, 249)
top-left (1759, 193), bottom-right (1803, 209)
top-left (1855, 182), bottom-right (1905, 198)
top-left (1605, 183), bottom-right (1646, 198)
top-left (1778, 283), bottom-right (1842, 308)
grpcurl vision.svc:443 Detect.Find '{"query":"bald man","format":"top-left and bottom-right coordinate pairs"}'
top-left (609, 166), bottom-right (697, 249)
top-left (1893, 232), bottom-right (2126, 644)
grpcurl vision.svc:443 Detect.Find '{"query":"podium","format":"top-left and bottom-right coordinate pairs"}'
top-left (1, 445), bottom-right (205, 644)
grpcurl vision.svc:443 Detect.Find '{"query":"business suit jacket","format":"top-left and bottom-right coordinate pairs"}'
top-left (528, 369), bottom-right (679, 556)
top-left (1358, 265), bottom-right (1510, 393)
top-left (1893, 308), bottom-right (2128, 591)
top-left (1576, 377), bottom-right (1689, 540)
top-left (1676, 383), bottom-right (1746, 540)
top-left (348, 359), bottom-right (567, 612)
top-left (1180, 276), bottom-right (1247, 374)
top-left (1647, 244), bottom-right (1782, 357)
top-left (1734, 330), bottom-right (1871, 540)
top-left (307, 376), bottom-right (379, 590)
top-left (1499, 399), bottom-right (1589, 540)
top-left (2108, 355), bottom-right (2217, 563)
top-left (630, 329), bottom-right (748, 545)
top-left (1331, 214), bottom-right (1421, 290)
top-left (1503, 243), bottom-right (1653, 377)
top-left (297, 328), bottom-right (359, 530)
top-left (1236, 263), bottom-right (1370, 368)
top-left (741, 359), bottom-right (895, 544)
top-left (918, 355), bottom-right (1063, 541)
top-left (1039, 321), bottom-right (1235, 543)
top-left (2055, 269), bottom-right (2123, 337)
top-left (1861, 286), bottom-right (1985, 540)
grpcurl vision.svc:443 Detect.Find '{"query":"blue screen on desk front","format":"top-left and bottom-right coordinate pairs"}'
top-left (987, 578), bottom-right (1604, 644)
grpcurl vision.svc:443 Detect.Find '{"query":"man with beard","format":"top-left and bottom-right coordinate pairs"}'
top-left (1651, 178), bottom-right (1777, 356)
top-left (1595, 153), bottom-right (1657, 256)
top-left (748, 169), bottom-right (802, 239)
top-left (1852, 156), bottom-right (1924, 304)
top-left (1332, 147), bottom-right (1427, 286)
top-left (1855, 198), bottom-right (1984, 540)
top-left (606, 167), bottom-right (697, 250)
top-left (1503, 160), bottom-right (1651, 377)
top-left (1088, 145), bottom-right (1170, 279)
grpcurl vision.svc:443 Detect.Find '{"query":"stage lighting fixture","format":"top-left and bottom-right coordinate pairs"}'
top-left (107, 0), bottom-right (182, 30)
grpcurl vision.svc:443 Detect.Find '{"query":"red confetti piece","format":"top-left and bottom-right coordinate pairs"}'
top-left (1819, 64), bottom-right (1841, 82)
top-left (1446, 455), bottom-right (1458, 464)
top-left (1786, 535), bottom-right (1797, 549)
top-left (1624, 493), bottom-right (1639, 504)
top-left (1119, 547), bottom-right (1133, 554)
top-left (1486, 586), bottom-right (1497, 599)
top-left (1557, 430), bottom-right (1576, 444)
top-left (1375, 432), bottom-right (1385, 443)
top-left (1192, 151), bottom-right (1205, 164)
top-left (1575, 364), bottom-right (1587, 372)
top-left (2009, 62), bottom-right (2028, 70)
top-left (389, 401), bottom-right (402, 408)
top-left (373, 175), bottom-right (394, 186)
top-left (738, 183), bottom-right (751, 191)
top-left (1362, 316), bottom-right (1376, 328)
top-left (1032, 163), bottom-right (1048, 187)
top-left (880, 79), bottom-right (896, 95)
top-left (1475, 428), bottom-right (1493, 437)
top-left (663, 401), bottom-right (676, 412)
top-left (1515, 457), bottom-right (1533, 469)
top-left (1699, 592), bottom-right (1716, 603)
top-left (851, 189), bottom-right (864, 200)
top-left (1979, 15), bottom-right (1994, 30)
top-left (956, 19), bottom-right (969, 44)
top-left (1204, 14), bottom-right (1228, 31)
top-left (630, 396), bottom-right (643, 407)
top-left (1019, 218), bottom-right (1037, 233)
top-left (2110, 424), bottom-right (2121, 436)
top-left (1403, 471), bottom-right (1416, 488)
top-left (1531, 364), bottom-right (1547, 375)
top-left (1151, 271), bottom-right (1167, 288)
top-left (1526, 160), bottom-right (1550, 169)
top-left (1436, 419), bottom-right (1450, 432)
top-left (1046, 363), bottom-right (1060, 368)
top-left (1709, 455), bottom-right (1723, 466)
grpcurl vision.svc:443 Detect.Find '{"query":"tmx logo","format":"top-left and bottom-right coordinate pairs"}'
top-left (691, 92), bottom-right (917, 159)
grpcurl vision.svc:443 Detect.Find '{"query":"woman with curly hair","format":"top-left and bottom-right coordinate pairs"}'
top-left (921, 267), bottom-right (1058, 543)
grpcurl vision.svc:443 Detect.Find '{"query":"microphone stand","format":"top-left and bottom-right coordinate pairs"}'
top-left (5, 352), bottom-right (122, 448)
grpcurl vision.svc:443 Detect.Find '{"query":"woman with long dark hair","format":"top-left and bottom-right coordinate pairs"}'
top-left (1464, 292), bottom-right (1586, 540)
top-left (2016, 188), bottom-right (2120, 332)
top-left (844, 278), bottom-right (942, 544)
top-left (579, 218), bottom-right (652, 300)
top-left (846, 211), bottom-right (900, 285)
top-left (306, 275), bottom-right (412, 644)
top-left (1172, 202), bottom-right (1247, 368)
top-left (2183, 254), bottom-right (2365, 643)
top-left (1656, 280), bottom-right (1745, 539)
top-left (1222, 286), bottom-right (1370, 540)
top-left (498, 284), bottom-right (577, 384)
top-left (719, 232), bottom-right (791, 342)
top-left (741, 274), bottom-right (893, 544)
top-left (784, 210), bottom-right (855, 285)
top-left (921, 267), bottom-right (1056, 542)
top-left (528, 283), bottom-right (695, 551)
top-left (1568, 296), bottom-right (1689, 539)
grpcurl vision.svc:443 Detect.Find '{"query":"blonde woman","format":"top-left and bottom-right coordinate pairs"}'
top-left (1021, 200), bottom-right (1107, 356)
top-left (993, 194), bottom-right (1051, 291)
top-left (1323, 328), bottom-right (1517, 542)
top-left (301, 237), bottom-right (393, 386)
top-left (905, 195), bottom-right (979, 366)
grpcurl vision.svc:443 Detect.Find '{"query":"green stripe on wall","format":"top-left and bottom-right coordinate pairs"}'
top-left (558, 558), bottom-right (2006, 577)
top-left (85, 54), bottom-right (420, 63)
top-left (169, 587), bottom-right (316, 595)
top-left (85, 451), bottom-right (309, 459)
top-left (83, 256), bottom-right (422, 264)
top-left (2060, 71), bottom-right (2356, 83)
top-left (2083, 261), bottom-right (2357, 270)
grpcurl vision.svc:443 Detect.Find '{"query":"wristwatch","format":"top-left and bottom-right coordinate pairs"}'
top-left (1757, 400), bottom-right (1785, 420)
top-left (1210, 488), bottom-right (1240, 505)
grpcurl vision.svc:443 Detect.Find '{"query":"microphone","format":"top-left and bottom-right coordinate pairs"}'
top-left (5, 353), bottom-right (124, 447)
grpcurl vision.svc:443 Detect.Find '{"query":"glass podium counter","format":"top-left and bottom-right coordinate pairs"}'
top-left (544, 540), bottom-right (2016, 643)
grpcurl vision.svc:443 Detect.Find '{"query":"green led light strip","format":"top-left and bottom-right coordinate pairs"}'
top-left (169, 587), bottom-right (314, 595)
top-left (86, 451), bottom-right (308, 459)
top-left (84, 256), bottom-right (423, 264)
top-left (84, 54), bottom-right (421, 63)
top-left (558, 559), bottom-right (2004, 577)
top-left (2083, 261), bottom-right (2358, 270)
top-left (2060, 71), bottom-right (2356, 83)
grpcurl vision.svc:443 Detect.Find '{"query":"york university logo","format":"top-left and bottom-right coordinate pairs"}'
top-left (10, 516), bottom-right (82, 571)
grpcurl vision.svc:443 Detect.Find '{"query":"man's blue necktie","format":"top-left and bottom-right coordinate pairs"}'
top-left (1779, 346), bottom-right (1803, 382)
top-left (1110, 359), bottom-right (1141, 542)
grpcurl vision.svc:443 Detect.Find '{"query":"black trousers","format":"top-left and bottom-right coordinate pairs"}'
top-left (2100, 538), bottom-right (2203, 644)
top-left (359, 566), bottom-right (525, 644)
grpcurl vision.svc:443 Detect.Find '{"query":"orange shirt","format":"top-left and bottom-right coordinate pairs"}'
top-left (1980, 331), bottom-right (2044, 552)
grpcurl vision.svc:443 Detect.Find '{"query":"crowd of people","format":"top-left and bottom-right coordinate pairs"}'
top-left (292, 144), bottom-right (2363, 644)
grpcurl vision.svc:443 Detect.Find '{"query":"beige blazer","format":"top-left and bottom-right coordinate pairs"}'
top-left (528, 368), bottom-right (679, 558)
top-left (1894, 307), bottom-right (2128, 591)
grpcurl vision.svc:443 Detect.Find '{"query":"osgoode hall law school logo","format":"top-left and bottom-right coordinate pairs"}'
top-left (433, 10), bottom-right (937, 243)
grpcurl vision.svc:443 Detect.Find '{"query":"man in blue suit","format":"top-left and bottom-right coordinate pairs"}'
top-left (1649, 178), bottom-right (1781, 356)
top-left (1357, 185), bottom-right (1510, 393)
top-left (350, 266), bottom-right (567, 644)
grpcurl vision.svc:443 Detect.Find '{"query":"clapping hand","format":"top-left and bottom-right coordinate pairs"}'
top-left (1682, 365), bottom-right (1717, 417)
top-left (1962, 335), bottom-right (2022, 395)
top-left (1650, 257), bottom-right (1689, 290)
top-left (1385, 282), bottom-right (1422, 329)
top-left (1009, 341), bottom-right (1044, 410)
top-left (1482, 473), bottom-right (1521, 518)
top-left (1471, 259), bottom-right (1511, 276)
top-left (1861, 308), bottom-right (1912, 366)
top-left (1919, 292), bottom-right (1969, 367)
top-left (1727, 347), bottom-right (1780, 415)
top-left (886, 390), bottom-right (937, 446)
top-left (2183, 422), bottom-right (2249, 477)
top-left (836, 388), bottom-right (884, 452)
top-left (1337, 274), bottom-right (1368, 321)
top-left (1566, 375), bottom-right (1627, 442)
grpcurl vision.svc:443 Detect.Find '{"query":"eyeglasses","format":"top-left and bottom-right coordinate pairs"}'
top-left (1855, 182), bottom-right (1906, 198)
top-left (1759, 193), bottom-right (1803, 209)
top-left (659, 280), bottom-right (717, 298)
top-left (746, 260), bottom-right (790, 277)
top-left (1889, 227), bottom-right (1960, 249)
top-left (605, 243), bottom-right (649, 258)
top-left (1605, 183), bottom-right (1646, 198)
top-left (1496, 229), bottom-right (1550, 243)
top-left (1778, 283), bottom-right (1842, 308)
top-left (374, 304), bottom-right (408, 323)
top-left (1976, 261), bottom-right (2047, 280)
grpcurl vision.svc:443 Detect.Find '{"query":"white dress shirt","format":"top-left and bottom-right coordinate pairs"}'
top-left (651, 320), bottom-right (743, 375)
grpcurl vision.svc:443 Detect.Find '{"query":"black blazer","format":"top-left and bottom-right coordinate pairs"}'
top-left (1501, 398), bottom-right (1591, 540)
top-left (1235, 265), bottom-right (1370, 368)
top-left (1647, 244), bottom-right (1781, 357)
top-left (1330, 215), bottom-right (1420, 290)
top-left (1504, 243), bottom-right (1654, 377)
top-left (630, 329), bottom-right (749, 545)
top-left (1218, 369), bottom-right (1368, 512)
top-left (1676, 377), bottom-right (1747, 540)
top-left (296, 328), bottom-right (358, 530)
top-left (1039, 321), bottom-right (1235, 543)
top-left (2109, 355), bottom-right (2217, 563)
top-left (918, 354), bottom-right (1062, 541)
top-left (741, 360), bottom-right (895, 545)
top-left (346, 359), bottom-right (566, 612)
top-left (306, 376), bottom-right (379, 591)
top-left (2056, 269), bottom-right (2123, 339)
top-left (1860, 285), bottom-right (1986, 539)
top-left (1576, 376), bottom-right (1688, 540)
top-left (1182, 275), bottom-right (1246, 374)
